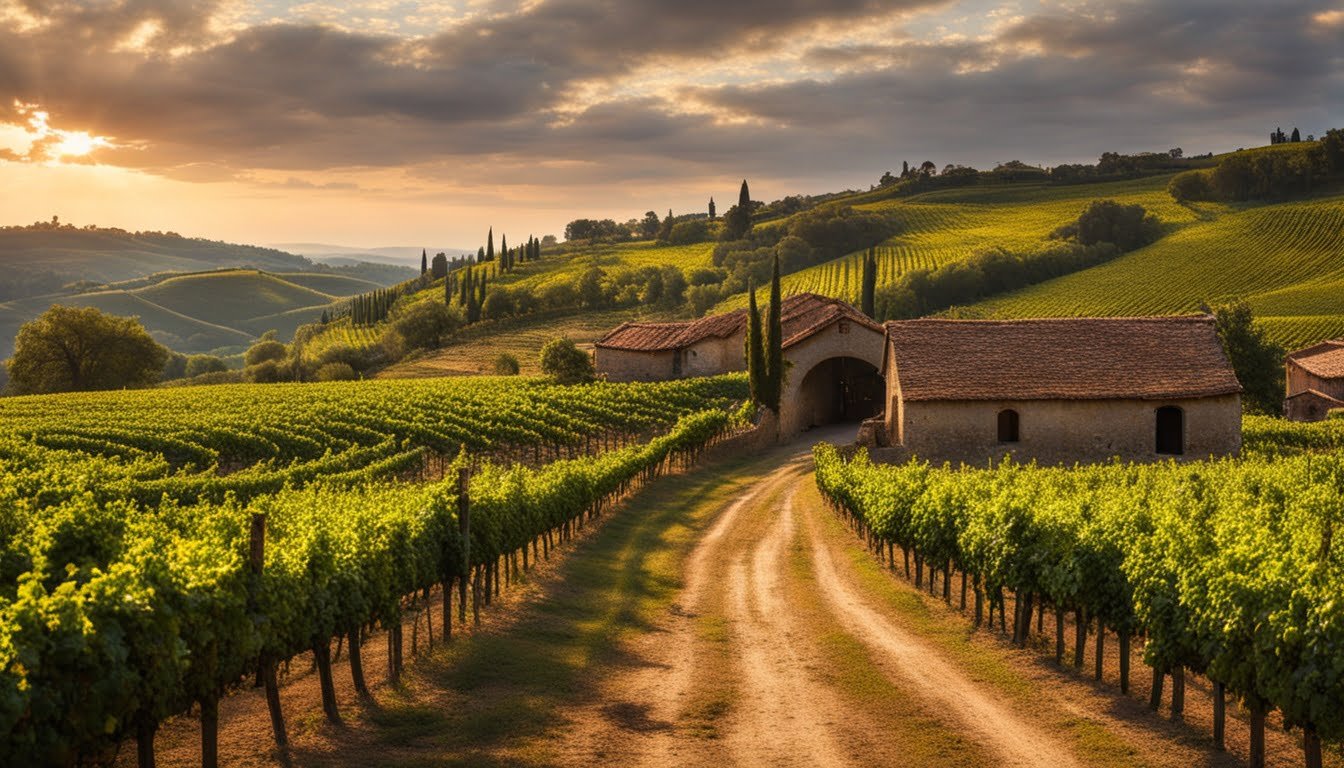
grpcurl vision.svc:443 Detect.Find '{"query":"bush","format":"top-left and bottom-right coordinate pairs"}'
top-left (243, 359), bottom-right (288, 383)
top-left (244, 339), bottom-right (288, 366)
top-left (391, 300), bottom-right (461, 351)
top-left (493, 353), bottom-right (521, 376)
top-left (668, 219), bottom-right (711, 245)
top-left (687, 284), bottom-right (723, 316)
top-left (539, 337), bottom-right (594, 384)
top-left (1168, 170), bottom-right (1212, 203)
top-left (184, 354), bottom-right (229, 378)
top-left (1051, 200), bottom-right (1160, 252)
top-left (313, 362), bottom-right (358, 382)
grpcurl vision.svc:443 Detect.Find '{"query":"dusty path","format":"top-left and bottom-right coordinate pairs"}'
top-left (135, 431), bottom-right (1334, 767)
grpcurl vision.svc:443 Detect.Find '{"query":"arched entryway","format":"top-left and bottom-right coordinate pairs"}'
top-left (794, 356), bottom-right (885, 431)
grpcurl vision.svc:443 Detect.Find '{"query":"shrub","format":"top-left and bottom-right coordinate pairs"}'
top-left (391, 300), bottom-right (461, 351)
top-left (184, 354), bottom-right (229, 378)
top-left (493, 353), bottom-right (521, 376)
top-left (539, 337), bottom-right (594, 384)
top-left (687, 284), bottom-right (723, 316)
top-left (313, 362), bottom-right (358, 382)
top-left (244, 339), bottom-right (288, 366)
top-left (1051, 200), bottom-right (1160, 252)
top-left (668, 219), bottom-right (711, 245)
top-left (243, 359), bottom-right (288, 383)
top-left (1168, 170), bottom-right (1212, 203)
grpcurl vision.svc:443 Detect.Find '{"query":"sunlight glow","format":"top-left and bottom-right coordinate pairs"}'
top-left (2, 101), bottom-right (116, 162)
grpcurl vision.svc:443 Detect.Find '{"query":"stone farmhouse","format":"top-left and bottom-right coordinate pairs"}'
top-left (594, 297), bottom-right (1243, 463)
top-left (880, 316), bottom-right (1243, 464)
top-left (1283, 340), bottom-right (1344, 421)
top-left (595, 293), bottom-right (887, 436)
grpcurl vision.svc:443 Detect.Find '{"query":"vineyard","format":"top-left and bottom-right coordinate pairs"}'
top-left (0, 373), bottom-right (750, 765)
top-left (814, 424), bottom-right (1344, 767)
top-left (972, 195), bottom-right (1344, 349)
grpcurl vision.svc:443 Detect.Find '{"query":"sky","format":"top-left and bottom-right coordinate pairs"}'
top-left (0, 0), bottom-right (1341, 249)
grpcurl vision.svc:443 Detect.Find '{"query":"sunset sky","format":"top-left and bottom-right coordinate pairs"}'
top-left (1, 0), bottom-right (1341, 250)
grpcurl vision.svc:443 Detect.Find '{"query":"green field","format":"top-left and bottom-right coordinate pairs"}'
top-left (970, 194), bottom-right (1344, 349)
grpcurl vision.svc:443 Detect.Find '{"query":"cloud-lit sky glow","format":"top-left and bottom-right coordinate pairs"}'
top-left (0, 0), bottom-right (1340, 248)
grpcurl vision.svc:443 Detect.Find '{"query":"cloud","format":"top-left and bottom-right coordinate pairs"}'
top-left (0, 0), bottom-right (1340, 195)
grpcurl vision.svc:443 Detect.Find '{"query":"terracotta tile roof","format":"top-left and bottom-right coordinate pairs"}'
top-left (1285, 388), bottom-right (1344, 405)
top-left (885, 315), bottom-right (1242, 402)
top-left (1286, 340), bottom-right (1344, 379)
top-left (595, 293), bottom-right (880, 352)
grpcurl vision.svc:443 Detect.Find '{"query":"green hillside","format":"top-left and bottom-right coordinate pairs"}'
top-left (968, 195), bottom-right (1344, 349)
top-left (273, 271), bottom-right (382, 295)
top-left (135, 270), bottom-right (337, 328)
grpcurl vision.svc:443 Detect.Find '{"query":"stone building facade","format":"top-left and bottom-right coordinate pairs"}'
top-left (1283, 340), bottom-right (1344, 421)
top-left (881, 316), bottom-right (1243, 465)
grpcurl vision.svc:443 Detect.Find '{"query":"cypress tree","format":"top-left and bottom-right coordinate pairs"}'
top-left (486, 228), bottom-right (495, 261)
top-left (738, 179), bottom-right (750, 210)
top-left (764, 254), bottom-right (783, 412)
top-left (746, 278), bottom-right (766, 406)
top-left (861, 248), bottom-right (877, 319)
top-left (500, 234), bottom-right (508, 269)
top-left (708, 197), bottom-right (716, 219)
top-left (445, 271), bottom-right (452, 305)
top-left (421, 249), bottom-right (428, 275)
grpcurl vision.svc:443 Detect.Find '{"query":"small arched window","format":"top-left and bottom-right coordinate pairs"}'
top-left (997, 409), bottom-right (1020, 443)
top-left (1156, 406), bottom-right (1184, 455)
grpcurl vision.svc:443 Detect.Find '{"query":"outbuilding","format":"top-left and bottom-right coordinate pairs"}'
top-left (1283, 340), bottom-right (1344, 421)
top-left (880, 315), bottom-right (1243, 464)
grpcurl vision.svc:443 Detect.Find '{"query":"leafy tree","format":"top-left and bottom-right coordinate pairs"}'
top-left (656, 210), bottom-right (675, 243)
top-left (392, 300), bottom-right (461, 350)
top-left (1168, 170), bottom-right (1212, 203)
top-left (746, 279), bottom-right (766, 405)
top-left (879, 170), bottom-right (898, 187)
top-left (7, 305), bottom-right (179, 394)
top-left (668, 219), bottom-right (711, 245)
top-left (1052, 200), bottom-right (1160, 251)
top-left (244, 339), bottom-right (288, 366)
top-left (184, 354), bottom-right (229, 378)
top-left (640, 211), bottom-right (661, 238)
top-left (763, 255), bottom-right (784, 412)
top-left (539, 337), bottom-right (594, 384)
top-left (493, 353), bottom-right (521, 376)
top-left (431, 252), bottom-right (448, 279)
top-left (1210, 300), bottom-right (1285, 415)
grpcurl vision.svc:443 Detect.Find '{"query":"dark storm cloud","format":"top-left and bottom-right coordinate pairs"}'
top-left (0, 0), bottom-right (1341, 186)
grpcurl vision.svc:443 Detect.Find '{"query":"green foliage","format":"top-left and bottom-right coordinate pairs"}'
top-left (493, 353), bottom-right (521, 376)
top-left (814, 441), bottom-right (1344, 743)
top-left (746, 283), bottom-right (765, 406)
top-left (1051, 200), bottom-right (1161, 251)
top-left (184, 354), bottom-right (229, 378)
top-left (763, 257), bottom-right (783, 413)
top-left (1167, 169), bottom-right (1212, 202)
top-left (312, 361), bottom-right (357, 382)
top-left (539, 337), bottom-right (595, 384)
top-left (668, 219), bottom-right (711, 245)
top-left (6, 305), bottom-right (170, 394)
top-left (243, 339), bottom-right (288, 366)
top-left (391, 300), bottom-right (462, 351)
top-left (1211, 300), bottom-right (1285, 415)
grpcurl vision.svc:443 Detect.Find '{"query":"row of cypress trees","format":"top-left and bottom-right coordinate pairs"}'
top-left (746, 255), bottom-right (784, 412)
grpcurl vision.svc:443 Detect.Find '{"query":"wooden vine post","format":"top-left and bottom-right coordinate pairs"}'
top-left (200, 694), bottom-right (219, 768)
top-left (457, 468), bottom-right (471, 626)
top-left (251, 513), bottom-right (289, 749)
top-left (1212, 681), bottom-right (1225, 750)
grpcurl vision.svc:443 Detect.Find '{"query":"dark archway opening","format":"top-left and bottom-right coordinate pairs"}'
top-left (797, 357), bottom-right (885, 429)
top-left (1155, 406), bottom-right (1184, 455)
top-left (997, 409), bottom-right (1020, 443)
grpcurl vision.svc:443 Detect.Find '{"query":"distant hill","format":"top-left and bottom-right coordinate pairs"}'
top-left (0, 224), bottom-right (313, 295)
top-left (0, 268), bottom-right (385, 358)
top-left (274, 243), bottom-right (476, 268)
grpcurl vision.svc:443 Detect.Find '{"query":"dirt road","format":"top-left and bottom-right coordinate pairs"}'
top-left (136, 432), bottom-right (1323, 767)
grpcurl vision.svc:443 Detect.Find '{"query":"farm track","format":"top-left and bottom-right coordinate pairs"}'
top-left (125, 431), bottom-right (1338, 767)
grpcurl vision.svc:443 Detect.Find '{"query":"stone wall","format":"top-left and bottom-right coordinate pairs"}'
top-left (893, 395), bottom-right (1242, 466)
top-left (684, 333), bottom-right (746, 377)
top-left (595, 347), bottom-right (675, 382)
top-left (779, 319), bottom-right (886, 438)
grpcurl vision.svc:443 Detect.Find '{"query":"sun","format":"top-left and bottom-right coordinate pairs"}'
top-left (52, 131), bottom-right (108, 158)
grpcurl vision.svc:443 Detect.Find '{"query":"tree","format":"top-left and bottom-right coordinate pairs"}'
top-left (763, 255), bottom-right (784, 412)
top-left (420, 249), bottom-right (428, 275)
top-left (721, 179), bottom-right (754, 240)
top-left (640, 211), bottom-right (661, 238)
top-left (745, 279), bottom-right (766, 406)
top-left (184, 354), bottom-right (229, 378)
top-left (244, 339), bottom-right (288, 366)
top-left (861, 248), bottom-right (877, 318)
top-left (879, 170), bottom-right (898, 187)
top-left (486, 227), bottom-right (495, 261)
top-left (708, 197), bottom-right (717, 219)
top-left (1210, 300), bottom-right (1285, 415)
top-left (539, 337), bottom-right (594, 384)
top-left (1052, 200), bottom-right (1160, 252)
top-left (1291, 127), bottom-right (1301, 143)
top-left (738, 179), bottom-right (751, 210)
top-left (6, 305), bottom-right (169, 394)
top-left (431, 252), bottom-right (449, 279)
top-left (393, 300), bottom-right (461, 350)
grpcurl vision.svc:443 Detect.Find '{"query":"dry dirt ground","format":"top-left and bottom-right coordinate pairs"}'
top-left (124, 430), bottom-right (1340, 768)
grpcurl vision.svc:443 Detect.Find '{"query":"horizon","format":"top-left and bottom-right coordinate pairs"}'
top-left (2, 0), bottom-right (1342, 247)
